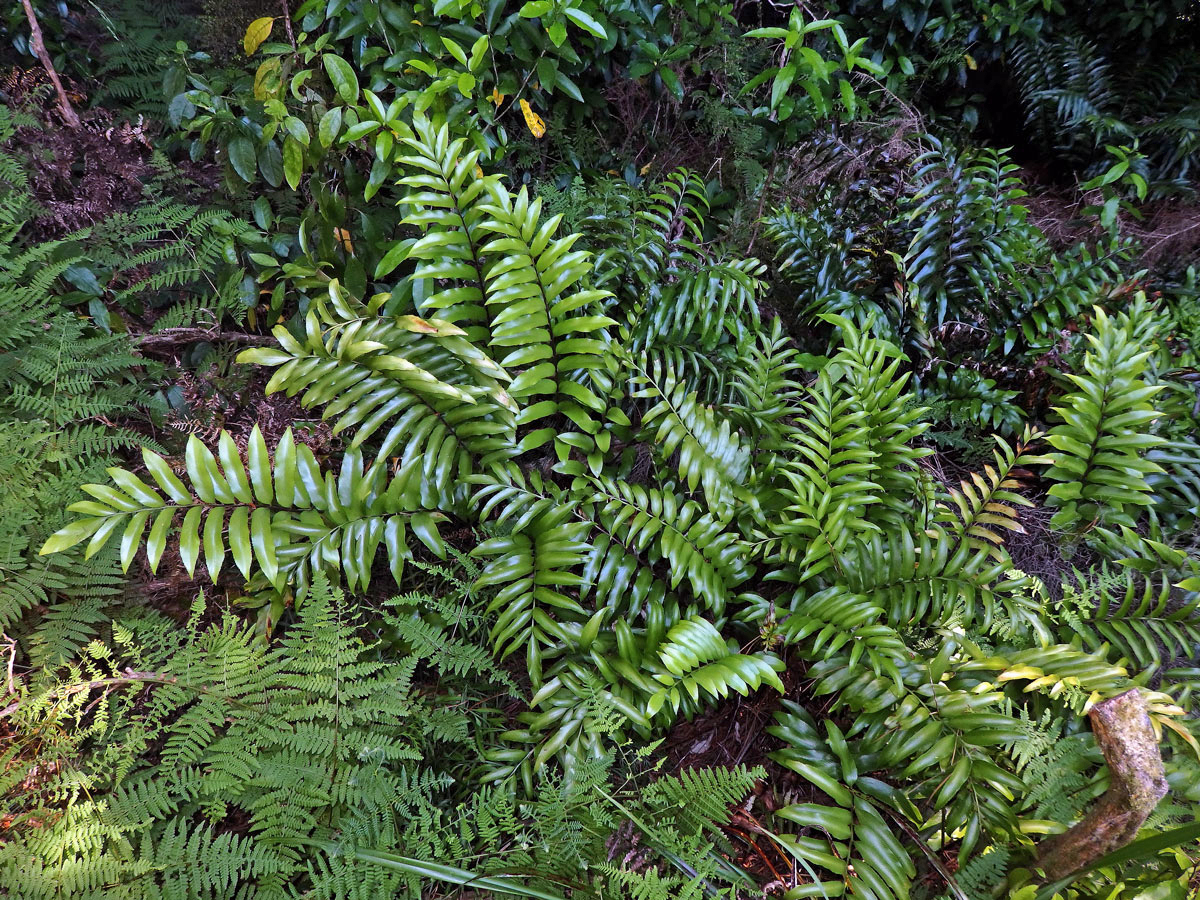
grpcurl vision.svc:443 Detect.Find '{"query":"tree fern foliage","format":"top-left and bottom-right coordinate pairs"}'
top-left (36, 111), bottom-right (1200, 900)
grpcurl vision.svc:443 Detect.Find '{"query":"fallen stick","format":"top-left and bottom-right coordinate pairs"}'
top-left (1036, 689), bottom-right (1169, 878)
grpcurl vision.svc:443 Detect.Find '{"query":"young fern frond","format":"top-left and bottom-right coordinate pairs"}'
top-left (728, 318), bottom-right (807, 449)
top-left (639, 169), bottom-right (709, 249)
top-left (1035, 299), bottom-right (1167, 533)
top-left (385, 592), bottom-right (517, 692)
top-left (645, 616), bottom-right (784, 717)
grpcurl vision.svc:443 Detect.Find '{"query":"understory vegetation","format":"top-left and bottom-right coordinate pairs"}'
top-left (2, 1), bottom-right (1200, 898)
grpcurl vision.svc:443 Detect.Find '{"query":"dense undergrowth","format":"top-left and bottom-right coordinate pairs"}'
top-left (2, 1), bottom-right (1200, 899)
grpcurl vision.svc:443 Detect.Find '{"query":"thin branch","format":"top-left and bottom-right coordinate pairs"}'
top-left (280, 0), bottom-right (296, 50)
top-left (2, 636), bottom-right (15, 696)
top-left (19, 0), bottom-right (81, 128)
top-left (0, 667), bottom-right (270, 719)
top-left (0, 669), bottom-right (171, 718)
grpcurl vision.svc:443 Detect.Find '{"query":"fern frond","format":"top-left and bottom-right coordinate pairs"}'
top-left (40, 427), bottom-right (447, 593)
top-left (1034, 298), bottom-right (1167, 533)
top-left (939, 430), bottom-right (1038, 559)
top-left (629, 352), bottom-right (750, 513)
top-left (645, 616), bottom-right (784, 717)
top-left (583, 476), bottom-right (750, 615)
top-left (239, 280), bottom-right (516, 507)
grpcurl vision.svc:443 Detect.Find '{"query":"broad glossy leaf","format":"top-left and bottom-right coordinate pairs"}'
top-left (227, 136), bottom-right (257, 183)
top-left (322, 54), bottom-right (359, 104)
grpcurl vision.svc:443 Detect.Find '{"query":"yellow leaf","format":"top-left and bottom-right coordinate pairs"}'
top-left (253, 58), bottom-right (282, 100)
top-left (639, 162), bottom-right (652, 175)
top-left (244, 16), bottom-right (274, 56)
top-left (519, 99), bottom-right (546, 139)
top-left (489, 86), bottom-right (505, 106)
top-left (333, 228), bottom-right (354, 255)
top-left (964, 53), bottom-right (977, 71)
top-left (1158, 715), bottom-right (1200, 759)
top-left (475, 164), bottom-right (484, 179)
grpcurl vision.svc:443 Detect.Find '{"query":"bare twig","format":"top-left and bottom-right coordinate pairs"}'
top-left (1143, 216), bottom-right (1200, 255)
top-left (2, 636), bottom-right (15, 696)
top-left (280, 0), bottom-right (296, 50)
top-left (0, 667), bottom-right (267, 718)
top-left (19, 0), bottom-right (81, 128)
top-left (0, 669), bottom-right (170, 718)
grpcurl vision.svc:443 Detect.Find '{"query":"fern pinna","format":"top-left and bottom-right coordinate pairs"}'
top-left (40, 116), bottom-right (1200, 900)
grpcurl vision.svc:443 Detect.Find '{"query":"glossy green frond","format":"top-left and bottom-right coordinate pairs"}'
top-left (239, 281), bottom-right (515, 506)
top-left (782, 586), bottom-right (906, 679)
top-left (825, 314), bottom-right (931, 507)
top-left (582, 476), bottom-right (750, 615)
top-left (774, 360), bottom-right (880, 581)
top-left (473, 474), bottom-right (591, 672)
top-left (645, 616), bottom-right (784, 716)
top-left (40, 426), bottom-right (444, 591)
top-left (630, 351), bottom-right (750, 513)
top-left (389, 118), bottom-right (502, 340)
top-left (842, 529), bottom-right (1014, 629)
top-left (1036, 298), bottom-right (1166, 533)
top-left (479, 183), bottom-right (615, 454)
top-left (768, 701), bottom-right (917, 900)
